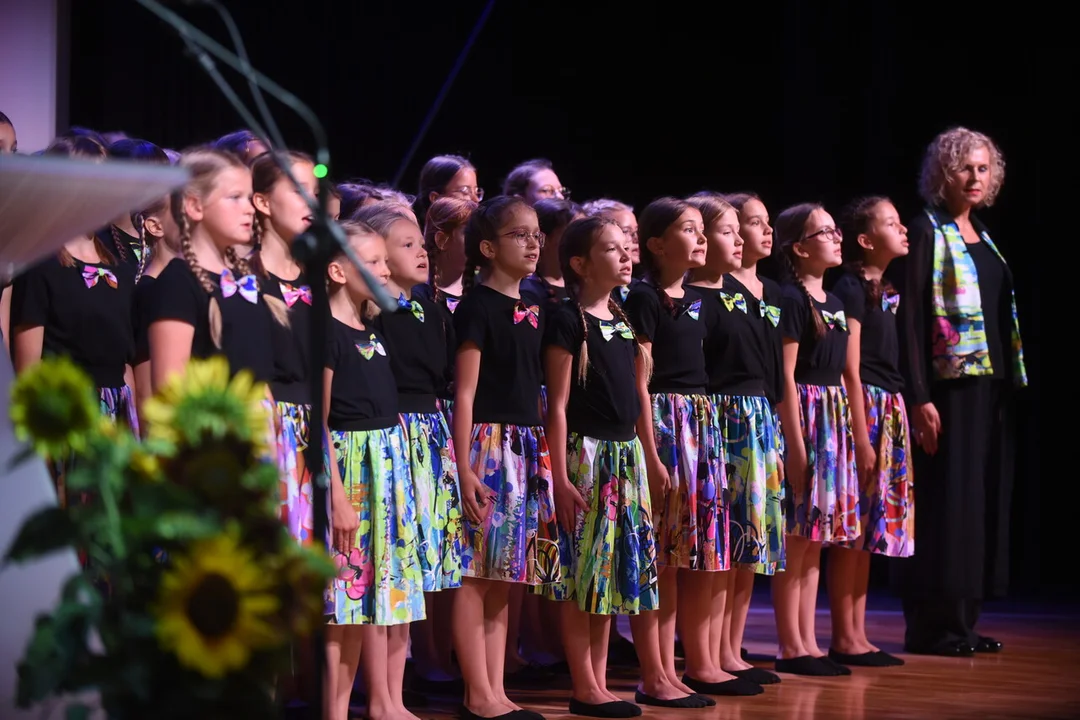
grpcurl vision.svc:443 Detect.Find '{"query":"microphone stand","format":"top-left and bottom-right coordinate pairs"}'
top-left (132, 2), bottom-right (398, 717)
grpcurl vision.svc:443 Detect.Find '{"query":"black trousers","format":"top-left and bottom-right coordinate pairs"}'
top-left (902, 597), bottom-right (982, 649)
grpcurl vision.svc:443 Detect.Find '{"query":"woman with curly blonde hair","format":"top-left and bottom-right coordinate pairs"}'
top-left (893, 127), bottom-right (1027, 658)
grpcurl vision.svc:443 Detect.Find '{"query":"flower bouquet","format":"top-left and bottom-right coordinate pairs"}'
top-left (5, 357), bottom-right (332, 719)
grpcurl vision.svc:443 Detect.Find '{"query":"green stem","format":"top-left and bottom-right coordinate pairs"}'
top-left (99, 473), bottom-right (126, 561)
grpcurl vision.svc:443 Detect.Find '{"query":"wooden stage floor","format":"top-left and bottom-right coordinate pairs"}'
top-left (385, 602), bottom-right (1080, 720)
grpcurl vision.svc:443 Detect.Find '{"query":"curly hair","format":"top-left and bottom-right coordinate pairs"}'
top-left (918, 126), bottom-right (1005, 207)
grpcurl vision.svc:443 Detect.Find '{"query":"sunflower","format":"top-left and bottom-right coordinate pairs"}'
top-left (274, 545), bottom-right (335, 636)
top-left (9, 357), bottom-right (100, 459)
top-left (154, 525), bottom-right (280, 678)
top-left (142, 357), bottom-right (270, 457)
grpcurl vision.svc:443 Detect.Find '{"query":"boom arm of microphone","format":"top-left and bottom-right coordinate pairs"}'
top-left (133, 0), bottom-right (397, 314)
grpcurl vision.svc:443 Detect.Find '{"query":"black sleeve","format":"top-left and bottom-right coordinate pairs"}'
top-left (9, 260), bottom-right (51, 328)
top-left (543, 304), bottom-right (583, 354)
top-left (453, 297), bottom-right (488, 349)
top-left (624, 289), bottom-right (660, 342)
top-left (833, 275), bottom-right (866, 325)
top-left (147, 262), bottom-right (204, 328)
top-left (897, 212), bottom-right (934, 405)
top-left (779, 286), bottom-right (807, 342)
top-left (325, 324), bottom-right (341, 371)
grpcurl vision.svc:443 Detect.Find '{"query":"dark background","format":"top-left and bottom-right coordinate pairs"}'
top-left (66, 1), bottom-right (1061, 600)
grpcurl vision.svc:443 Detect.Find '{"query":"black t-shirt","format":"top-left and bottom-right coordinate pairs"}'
top-left (695, 281), bottom-right (771, 397)
top-left (966, 240), bottom-right (1008, 379)
top-left (97, 226), bottom-right (142, 269)
top-left (521, 274), bottom-right (570, 309)
top-left (543, 301), bottom-right (641, 441)
top-left (723, 274), bottom-right (786, 405)
top-left (780, 284), bottom-right (849, 386)
top-left (325, 318), bottom-right (398, 431)
top-left (132, 275), bottom-right (157, 366)
top-left (413, 282), bottom-right (462, 316)
top-left (623, 283), bottom-right (708, 394)
top-left (147, 258), bottom-right (276, 383)
top-left (611, 277), bottom-right (645, 306)
top-left (262, 270), bottom-right (313, 404)
top-left (453, 284), bottom-right (545, 426)
top-left (832, 272), bottom-right (904, 393)
top-left (11, 255), bottom-right (136, 388)
top-left (372, 292), bottom-right (456, 413)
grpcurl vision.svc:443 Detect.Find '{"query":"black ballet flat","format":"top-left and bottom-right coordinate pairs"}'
top-left (682, 674), bottom-right (764, 696)
top-left (827, 648), bottom-right (894, 668)
top-left (459, 706), bottom-right (545, 720)
top-left (726, 667), bottom-right (781, 685)
top-left (816, 656), bottom-right (852, 675)
top-left (633, 690), bottom-right (711, 709)
top-left (568, 697), bottom-right (642, 718)
top-left (873, 650), bottom-right (905, 666)
top-left (975, 636), bottom-right (1003, 653)
top-left (774, 655), bottom-right (840, 676)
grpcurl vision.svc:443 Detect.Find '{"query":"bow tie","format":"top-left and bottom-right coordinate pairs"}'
top-left (356, 334), bottom-right (386, 360)
top-left (618, 285), bottom-right (630, 302)
top-left (397, 293), bottom-right (425, 322)
top-left (598, 319), bottom-right (634, 342)
top-left (680, 298), bottom-right (701, 321)
top-left (82, 265), bottom-right (117, 289)
top-left (221, 268), bottom-right (258, 304)
top-left (445, 296), bottom-right (460, 313)
top-left (513, 300), bottom-right (539, 329)
top-left (881, 291), bottom-right (900, 315)
top-left (280, 281), bottom-right (312, 308)
top-left (822, 309), bottom-right (848, 331)
top-left (759, 301), bottom-right (781, 327)
top-left (719, 291), bottom-right (747, 314)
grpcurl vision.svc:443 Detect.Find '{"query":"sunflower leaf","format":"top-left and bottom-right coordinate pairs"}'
top-left (15, 615), bottom-right (62, 705)
top-left (3, 507), bottom-right (77, 563)
top-left (154, 512), bottom-right (220, 541)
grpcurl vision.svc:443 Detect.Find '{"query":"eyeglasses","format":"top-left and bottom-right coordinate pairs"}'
top-left (451, 186), bottom-right (484, 201)
top-left (502, 229), bottom-right (546, 248)
top-left (620, 226), bottom-right (639, 241)
top-left (803, 226), bottom-right (842, 242)
top-left (538, 186), bottom-right (570, 200)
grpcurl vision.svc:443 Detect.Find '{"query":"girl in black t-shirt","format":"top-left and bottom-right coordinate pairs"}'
top-left (450, 196), bottom-right (558, 720)
top-left (10, 136), bottom-right (138, 503)
top-left (625, 197), bottom-right (738, 701)
top-left (130, 192), bottom-right (181, 431)
top-left (103, 138), bottom-right (170, 269)
top-left (686, 193), bottom-right (783, 688)
top-left (774, 203), bottom-right (859, 678)
top-left (827, 196), bottom-right (913, 668)
top-left (544, 217), bottom-right (708, 713)
top-left (414, 195), bottom-right (476, 318)
top-left (520, 198), bottom-right (581, 309)
top-left (358, 202), bottom-right (465, 691)
top-left (323, 220), bottom-right (424, 720)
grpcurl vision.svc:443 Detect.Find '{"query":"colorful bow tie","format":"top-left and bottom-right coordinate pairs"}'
top-left (822, 309), bottom-right (848, 331)
top-left (759, 302), bottom-right (781, 327)
top-left (513, 301), bottom-right (540, 329)
top-left (720, 291), bottom-right (747, 314)
top-left (356, 334), bottom-right (386, 360)
top-left (599, 319), bottom-right (634, 342)
top-left (681, 298), bottom-right (701, 321)
top-left (82, 265), bottom-right (117, 289)
top-left (881, 291), bottom-right (900, 315)
top-left (221, 269), bottom-right (259, 304)
top-left (618, 285), bottom-right (630, 302)
top-left (280, 281), bottom-right (312, 308)
top-left (132, 244), bottom-right (143, 264)
top-left (397, 293), bottom-right (425, 322)
top-left (445, 296), bottom-right (460, 313)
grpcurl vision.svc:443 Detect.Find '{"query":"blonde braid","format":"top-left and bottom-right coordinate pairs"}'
top-left (610, 297), bottom-right (652, 381)
top-left (177, 212), bottom-right (223, 348)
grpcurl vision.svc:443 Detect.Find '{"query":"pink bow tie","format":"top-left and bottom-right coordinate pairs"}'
top-left (82, 265), bottom-right (117, 289)
top-left (221, 268), bottom-right (259, 304)
top-left (280, 281), bottom-right (312, 308)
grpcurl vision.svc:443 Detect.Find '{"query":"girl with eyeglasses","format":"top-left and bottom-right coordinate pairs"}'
top-left (773, 203), bottom-right (859, 677)
top-left (415, 154), bottom-right (484, 224)
top-left (450, 196), bottom-right (558, 720)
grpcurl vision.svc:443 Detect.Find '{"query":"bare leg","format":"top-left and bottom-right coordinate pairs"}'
top-left (827, 545), bottom-right (861, 654)
top-left (484, 581), bottom-right (519, 710)
top-left (588, 615), bottom-right (618, 702)
top-left (326, 625), bottom-right (362, 720)
top-left (453, 578), bottom-right (513, 717)
top-left (387, 624), bottom-right (421, 718)
top-left (503, 583), bottom-right (528, 671)
top-left (722, 569), bottom-right (755, 670)
top-left (658, 567), bottom-right (695, 694)
top-left (852, 551), bottom-right (877, 652)
top-left (679, 569), bottom-right (734, 683)
top-left (561, 601), bottom-right (608, 704)
top-left (628, 611), bottom-right (689, 701)
top-left (798, 541), bottom-right (824, 657)
top-left (771, 535), bottom-right (809, 659)
top-left (361, 626), bottom-right (395, 719)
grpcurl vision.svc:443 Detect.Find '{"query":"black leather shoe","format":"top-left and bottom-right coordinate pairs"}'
top-left (974, 636), bottom-right (1003, 653)
top-left (904, 640), bottom-right (974, 657)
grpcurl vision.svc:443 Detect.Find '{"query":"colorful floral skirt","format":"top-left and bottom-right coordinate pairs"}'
top-left (276, 401), bottom-right (331, 548)
top-left (328, 424), bottom-right (426, 625)
top-left (712, 394), bottom-right (785, 575)
top-left (784, 384), bottom-right (859, 544)
top-left (402, 411), bottom-right (465, 591)
top-left (651, 392), bottom-right (728, 571)
top-left (543, 434), bottom-right (659, 614)
top-left (860, 384), bottom-right (914, 557)
top-left (460, 423), bottom-right (560, 585)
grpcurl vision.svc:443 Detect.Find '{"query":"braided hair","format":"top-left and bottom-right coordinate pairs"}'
top-left (637, 197), bottom-right (693, 315)
top-left (249, 149), bottom-right (315, 278)
top-left (840, 195), bottom-right (896, 308)
top-left (423, 196), bottom-right (476, 305)
top-left (108, 138), bottom-right (169, 266)
top-left (775, 202), bottom-right (827, 339)
top-left (461, 195), bottom-right (533, 296)
top-left (559, 216), bottom-right (651, 386)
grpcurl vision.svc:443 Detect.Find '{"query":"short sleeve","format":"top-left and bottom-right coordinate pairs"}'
top-left (624, 288), bottom-right (661, 342)
top-left (9, 259), bottom-right (53, 328)
top-left (147, 261), bottom-right (203, 327)
top-left (453, 296), bottom-right (489, 349)
top-left (832, 274), bottom-right (866, 324)
top-left (780, 285), bottom-right (808, 342)
top-left (326, 326), bottom-right (341, 371)
top-left (132, 278), bottom-right (156, 364)
top-left (543, 304), bottom-right (583, 354)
